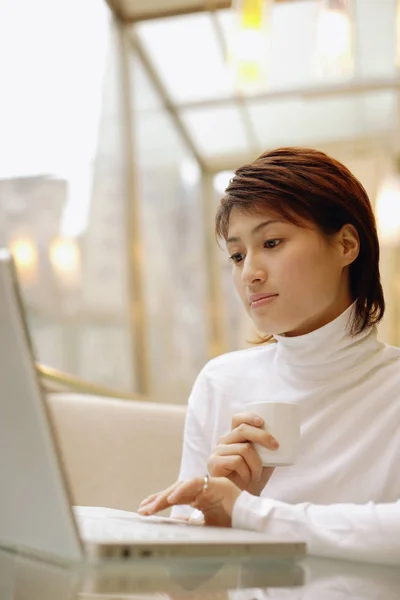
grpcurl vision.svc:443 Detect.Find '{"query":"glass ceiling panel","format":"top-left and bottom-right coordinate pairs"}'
top-left (135, 13), bottom-right (235, 104)
top-left (131, 55), bottom-right (189, 166)
top-left (217, 1), bottom-right (319, 90)
top-left (136, 1), bottom-right (397, 107)
top-left (179, 105), bottom-right (250, 157)
top-left (136, 113), bottom-right (189, 165)
top-left (247, 90), bottom-right (397, 148)
top-left (217, 0), bottom-right (397, 92)
top-left (355, 0), bottom-right (397, 78)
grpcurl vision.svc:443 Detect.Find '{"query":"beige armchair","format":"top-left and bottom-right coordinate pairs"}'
top-left (46, 394), bottom-right (186, 513)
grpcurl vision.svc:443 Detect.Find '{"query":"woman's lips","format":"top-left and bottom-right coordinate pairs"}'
top-left (250, 294), bottom-right (278, 308)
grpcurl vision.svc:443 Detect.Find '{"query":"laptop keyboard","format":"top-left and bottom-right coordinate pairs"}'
top-left (77, 515), bottom-right (200, 543)
top-left (75, 511), bottom-right (270, 545)
top-left (74, 506), bottom-right (272, 543)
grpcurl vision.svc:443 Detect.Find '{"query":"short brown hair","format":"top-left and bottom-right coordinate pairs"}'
top-left (215, 147), bottom-right (384, 334)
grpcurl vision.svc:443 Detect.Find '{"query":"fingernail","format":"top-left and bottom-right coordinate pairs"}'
top-left (254, 416), bottom-right (263, 425)
top-left (141, 500), bottom-right (156, 513)
top-left (271, 439), bottom-right (279, 449)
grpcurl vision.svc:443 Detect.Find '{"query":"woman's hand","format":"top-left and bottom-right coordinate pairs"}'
top-left (138, 476), bottom-right (241, 527)
top-left (207, 413), bottom-right (277, 495)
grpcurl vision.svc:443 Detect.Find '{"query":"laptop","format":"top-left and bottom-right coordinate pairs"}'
top-left (0, 249), bottom-right (306, 563)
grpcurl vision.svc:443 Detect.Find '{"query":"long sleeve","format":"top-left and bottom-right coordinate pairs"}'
top-left (171, 368), bottom-right (213, 518)
top-left (232, 492), bottom-right (400, 565)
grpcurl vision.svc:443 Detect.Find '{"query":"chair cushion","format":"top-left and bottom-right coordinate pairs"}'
top-left (46, 394), bottom-right (186, 513)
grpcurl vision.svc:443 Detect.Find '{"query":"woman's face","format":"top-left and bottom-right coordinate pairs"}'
top-left (226, 208), bottom-right (358, 336)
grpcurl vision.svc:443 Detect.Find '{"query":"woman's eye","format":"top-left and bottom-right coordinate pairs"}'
top-left (229, 253), bottom-right (244, 264)
top-left (264, 239), bottom-right (281, 249)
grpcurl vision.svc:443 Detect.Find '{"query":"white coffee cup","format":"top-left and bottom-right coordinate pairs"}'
top-left (247, 401), bottom-right (301, 466)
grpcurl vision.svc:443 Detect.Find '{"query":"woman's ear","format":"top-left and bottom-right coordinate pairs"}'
top-left (337, 224), bottom-right (360, 266)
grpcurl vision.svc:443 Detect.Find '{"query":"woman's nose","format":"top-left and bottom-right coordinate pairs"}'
top-left (241, 256), bottom-right (267, 285)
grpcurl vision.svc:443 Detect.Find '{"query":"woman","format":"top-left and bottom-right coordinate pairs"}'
top-left (139, 148), bottom-right (400, 564)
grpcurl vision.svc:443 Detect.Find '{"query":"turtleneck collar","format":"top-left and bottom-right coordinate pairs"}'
top-left (273, 303), bottom-right (379, 380)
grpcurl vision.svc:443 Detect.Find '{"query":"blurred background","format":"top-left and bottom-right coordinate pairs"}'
top-left (0, 0), bottom-right (399, 404)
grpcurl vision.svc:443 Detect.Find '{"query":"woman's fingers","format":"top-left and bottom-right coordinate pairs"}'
top-left (139, 483), bottom-right (176, 507)
top-left (140, 477), bottom-right (242, 529)
top-left (138, 481), bottom-right (181, 512)
top-left (167, 479), bottom-right (204, 504)
top-left (208, 443), bottom-right (261, 481)
top-left (208, 453), bottom-right (250, 483)
top-left (139, 479), bottom-right (204, 515)
top-left (139, 491), bottom-right (161, 507)
top-left (206, 414), bottom-right (278, 492)
top-left (219, 423), bottom-right (279, 450)
top-left (138, 492), bottom-right (172, 515)
top-left (220, 443), bottom-right (262, 479)
top-left (231, 413), bottom-right (264, 430)
top-left (216, 454), bottom-right (252, 484)
top-left (204, 413), bottom-right (278, 496)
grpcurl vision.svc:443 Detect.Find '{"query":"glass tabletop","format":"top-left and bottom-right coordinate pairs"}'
top-left (1, 547), bottom-right (399, 600)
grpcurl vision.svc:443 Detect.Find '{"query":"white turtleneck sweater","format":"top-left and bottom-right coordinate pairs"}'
top-left (173, 306), bottom-right (400, 564)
